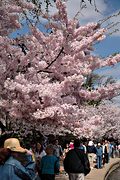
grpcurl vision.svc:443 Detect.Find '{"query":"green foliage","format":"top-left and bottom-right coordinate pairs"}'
top-left (83, 73), bottom-right (116, 106)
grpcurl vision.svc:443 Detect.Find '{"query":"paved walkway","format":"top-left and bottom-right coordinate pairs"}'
top-left (106, 166), bottom-right (120, 180)
top-left (55, 158), bottom-right (120, 180)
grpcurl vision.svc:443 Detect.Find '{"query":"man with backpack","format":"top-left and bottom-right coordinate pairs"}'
top-left (63, 139), bottom-right (90, 180)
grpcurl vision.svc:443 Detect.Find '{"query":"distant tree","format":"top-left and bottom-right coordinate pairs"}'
top-left (83, 73), bottom-right (116, 106)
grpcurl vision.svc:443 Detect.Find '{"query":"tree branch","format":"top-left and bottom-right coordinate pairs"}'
top-left (37, 47), bottom-right (64, 73)
top-left (46, 47), bottom-right (64, 69)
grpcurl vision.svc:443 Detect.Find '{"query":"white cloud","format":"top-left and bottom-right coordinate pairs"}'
top-left (112, 95), bottom-right (120, 105)
top-left (40, 0), bottom-right (120, 36)
top-left (104, 10), bottom-right (120, 37)
top-left (66, 0), bottom-right (107, 22)
top-left (96, 63), bottom-right (120, 79)
top-left (40, 0), bottom-right (106, 21)
top-left (65, 0), bottom-right (120, 36)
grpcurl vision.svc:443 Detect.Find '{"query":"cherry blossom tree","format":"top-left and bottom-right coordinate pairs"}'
top-left (93, 103), bottom-right (120, 141)
top-left (0, 0), bottom-right (120, 136)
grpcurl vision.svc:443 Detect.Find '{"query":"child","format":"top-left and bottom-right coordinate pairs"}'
top-left (40, 144), bottom-right (60, 180)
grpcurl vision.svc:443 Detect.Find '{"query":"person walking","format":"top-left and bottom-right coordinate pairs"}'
top-left (53, 139), bottom-right (63, 161)
top-left (118, 144), bottom-right (120, 158)
top-left (40, 144), bottom-right (60, 180)
top-left (35, 142), bottom-right (46, 177)
top-left (95, 143), bottom-right (103, 169)
top-left (87, 140), bottom-right (96, 169)
top-left (0, 138), bottom-right (36, 180)
top-left (104, 140), bottom-right (110, 164)
top-left (63, 139), bottom-right (90, 180)
top-left (35, 143), bottom-right (46, 160)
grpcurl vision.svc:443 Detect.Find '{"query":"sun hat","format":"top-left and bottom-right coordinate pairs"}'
top-left (4, 138), bottom-right (26, 153)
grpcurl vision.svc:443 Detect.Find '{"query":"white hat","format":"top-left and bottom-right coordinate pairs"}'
top-left (88, 141), bottom-right (94, 146)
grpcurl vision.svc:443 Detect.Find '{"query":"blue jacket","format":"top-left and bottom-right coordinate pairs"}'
top-left (40, 155), bottom-right (60, 175)
top-left (0, 156), bottom-right (36, 180)
top-left (96, 147), bottom-right (103, 156)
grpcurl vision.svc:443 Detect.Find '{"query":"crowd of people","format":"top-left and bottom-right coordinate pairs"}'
top-left (63, 139), bottom-right (120, 169)
top-left (0, 138), bottom-right (62, 180)
top-left (84, 140), bottom-right (120, 169)
top-left (0, 137), bottom-right (120, 180)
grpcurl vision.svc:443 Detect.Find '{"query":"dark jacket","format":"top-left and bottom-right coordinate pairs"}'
top-left (63, 148), bottom-right (90, 175)
top-left (87, 145), bottom-right (96, 154)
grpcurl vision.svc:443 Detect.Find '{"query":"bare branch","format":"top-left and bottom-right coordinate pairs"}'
top-left (98, 11), bottom-right (120, 25)
top-left (46, 46), bottom-right (64, 69)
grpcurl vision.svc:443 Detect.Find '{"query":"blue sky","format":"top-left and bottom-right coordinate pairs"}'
top-left (94, 0), bottom-right (120, 57)
top-left (10, 0), bottom-right (120, 79)
top-left (63, 0), bottom-right (120, 58)
top-left (10, 0), bottom-right (120, 57)
top-left (93, 0), bottom-right (120, 80)
top-left (72, 0), bottom-right (120, 80)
